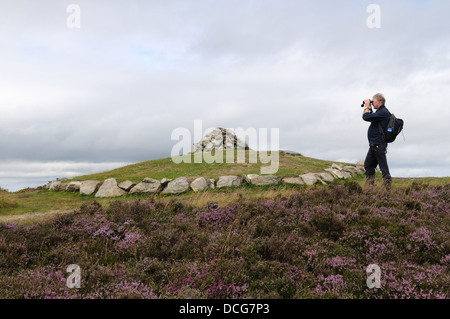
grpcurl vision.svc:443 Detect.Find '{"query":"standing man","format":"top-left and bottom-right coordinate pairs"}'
top-left (362, 93), bottom-right (392, 189)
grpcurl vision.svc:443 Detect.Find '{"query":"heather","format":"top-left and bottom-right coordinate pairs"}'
top-left (0, 181), bottom-right (448, 299)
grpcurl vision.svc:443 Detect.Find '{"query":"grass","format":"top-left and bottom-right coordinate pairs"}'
top-left (0, 189), bottom-right (19, 210)
top-left (0, 151), bottom-right (341, 219)
top-left (68, 150), bottom-right (341, 183)
top-left (1, 151), bottom-right (449, 299)
top-left (1, 151), bottom-right (449, 221)
top-left (1, 181), bottom-right (448, 299)
top-left (0, 183), bottom-right (311, 219)
top-left (2, 174), bottom-right (449, 222)
top-left (390, 176), bottom-right (450, 188)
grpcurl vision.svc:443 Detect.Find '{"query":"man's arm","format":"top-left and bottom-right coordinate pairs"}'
top-left (363, 110), bottom-right (386, 122)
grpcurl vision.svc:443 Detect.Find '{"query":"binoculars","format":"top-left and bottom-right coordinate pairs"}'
top-left (361, 100), bottom-right (373, 107)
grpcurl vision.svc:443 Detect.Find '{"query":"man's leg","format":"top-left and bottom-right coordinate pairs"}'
top-left (375, 144), bottom-right (392, 188)
top-left (364, 145), bottom-right (378, 187)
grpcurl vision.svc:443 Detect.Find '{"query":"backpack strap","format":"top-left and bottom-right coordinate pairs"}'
top-left (378, 106), bottom-right (391, 145)
top-left (378, 122), bottom-right (387, 144)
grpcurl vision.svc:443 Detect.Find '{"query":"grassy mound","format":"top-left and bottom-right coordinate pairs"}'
top-left (69, 151), bottom-right (340, 182)
top-left (0, 151), bottom-right (349, 218)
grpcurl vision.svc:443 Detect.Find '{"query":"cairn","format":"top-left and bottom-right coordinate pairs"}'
top-left (190, 127), bottom-right (250, 153)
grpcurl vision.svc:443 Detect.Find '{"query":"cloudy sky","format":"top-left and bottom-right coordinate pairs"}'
top-left (1, 0), bottom-right (450, 191)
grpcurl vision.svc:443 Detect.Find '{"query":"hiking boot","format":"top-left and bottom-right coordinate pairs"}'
top-left (383, 176), bottom-right (392, 190)
top-left (364, 175), bottom-right (375, 186)
top-left (364, 175), bottom-right (375, 190)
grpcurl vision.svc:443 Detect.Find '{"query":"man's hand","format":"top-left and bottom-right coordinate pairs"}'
top-left (363, 99), bottom-right (372, 114)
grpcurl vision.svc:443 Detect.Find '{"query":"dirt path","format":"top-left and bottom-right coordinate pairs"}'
top-left (0, 210), bottom-right (73, 224)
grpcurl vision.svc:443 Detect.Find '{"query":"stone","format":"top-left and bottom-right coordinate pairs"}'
top-left (332, 163), bottom-right (344, 170)
top-left (208, 179), bottom-right (215, 189)
top-left (80, 180), bottom-right (101, 195)
top-left (129, 178), bottom-right (162, 194)
top-left (243, 174), bottom-right (259, 183)
top-left (355, 166), bottom-right (366, 175)
top-left (204, 145), bottom-right (213, 153)
top-left (315, 172), bottom-right (334, 183)
top-left (59, 182), bottom-right (69, 191)
top-left (191, 128), bottom-right (250, 153)
top-left (190, 177), bottom-right (208, 192)
top-left (282, 150), bottom-right (302, 156)
top-left (160, 178), bottom-right (172, 188)
top-left (162, 177), bottom-right (191, 194)
top-left (300, 173), bottom-right (319, 186)
top-left (118, 180), bottom-right (136, 192)
top-left (342, 166), bottom-right (358, 177)
top-left (356, 161), bottom-right (365, 167)
top-left (48, 181), bottom-right (62, 191)
top-left (216, 175), bottom-right (242, 188)
top-left (48, 180), bottom-right (69, 191)
top-left (66, 181), bottom-right (82, 192)
top-left (324, 168), bottom-right (345, 179)
top-left (341, 170), bottom-right (353, 179)
top-left (282, 177), bottom-right (304, 185)
top-left (95, 178), bottom-right (126, 198)
top-left (244, 174), bottom-right (281, 186)
top-left (236, 139), bottom-right (247, 149)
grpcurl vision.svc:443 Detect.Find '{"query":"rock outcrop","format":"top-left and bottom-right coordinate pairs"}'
top-left (118, 180), bottom-right (136, 192)
top-left (300, 173), bottom-right (318, 186)
top-left (48, 181), bottom-right (63, 191)
top-left (282, 177), bottom-right (304, 185)
top-left (66, 181), bottom-right (82, 192)
top-left (95, 178), bottom-right (126, 198)
top-left (244, 174), bottom-right (281, 186)
top-left (129, 178), bottom-right (162, 194)
top-left (80, 180), bottom-right (101, 196)
top-left (191, 127), bottom-right (249, 153)
top-left (216, 175), bottom-right (242, 188)
top-left (324, 168), bottom-right (345, 179)
top-left (190, 177), bottom-right (209, 192)
top-left (45, 159), bottom-right (366, 197)
top-left (162, 177), bottom-right (191, 194)
top-left (315, 172), bottom-right (334, 183)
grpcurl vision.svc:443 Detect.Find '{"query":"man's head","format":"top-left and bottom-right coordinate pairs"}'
top-left (372, 93), bottom-right (385, 109)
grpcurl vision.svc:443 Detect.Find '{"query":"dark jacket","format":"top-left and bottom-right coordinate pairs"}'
top-left (363, 105), bottom-right (390, 145)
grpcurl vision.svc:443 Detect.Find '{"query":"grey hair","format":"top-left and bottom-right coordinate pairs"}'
top-left (372, 93), bottom-right (385, 105)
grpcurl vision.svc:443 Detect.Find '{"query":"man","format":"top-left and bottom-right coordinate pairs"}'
top-left (362, 93), bottom-right (392, 189)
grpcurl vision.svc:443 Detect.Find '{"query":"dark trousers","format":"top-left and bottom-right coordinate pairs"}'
top-left (364, 144), bottom-right (392, 187)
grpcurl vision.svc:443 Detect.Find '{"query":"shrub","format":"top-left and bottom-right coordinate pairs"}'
top-left (0, 183), bottom-right (448, 299)
top-left (0, 188), bottom-right (18, 210)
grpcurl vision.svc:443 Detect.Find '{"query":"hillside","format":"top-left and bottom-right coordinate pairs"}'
top-left (1, 150), bottom-right (449, 222)
top-left (0, 151), bottom-right (350, 219)
top-left (69, 150), bottom-right (343, 183)
top-left (0, 151), bottom-right (449, 300)
top-left (1, 181), bottom-right (448, 299)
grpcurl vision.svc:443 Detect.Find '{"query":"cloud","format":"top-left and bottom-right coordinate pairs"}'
top-left (0, 160), bottom-right (131, 192)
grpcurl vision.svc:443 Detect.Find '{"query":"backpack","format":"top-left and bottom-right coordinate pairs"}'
top-left (378, 112), bottom-right (404, 143)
